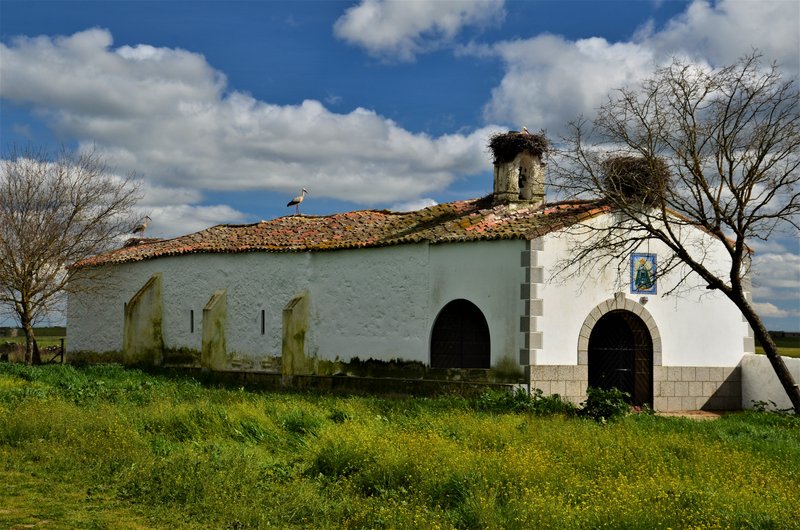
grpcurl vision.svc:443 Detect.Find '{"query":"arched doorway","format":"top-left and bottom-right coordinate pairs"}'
top-left (588, 310), bottom-right (653, 406)
top-left (430, 299), bottom-right (490, 369)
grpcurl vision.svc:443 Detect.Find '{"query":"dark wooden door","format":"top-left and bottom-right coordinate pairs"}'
top-left (588, 310), bottom-right (653, 406)
top-left (430, 299), bottom-right (490, 369)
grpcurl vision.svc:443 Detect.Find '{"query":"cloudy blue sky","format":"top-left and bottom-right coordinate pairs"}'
top-left (1, 0), bottom-right (798, 330)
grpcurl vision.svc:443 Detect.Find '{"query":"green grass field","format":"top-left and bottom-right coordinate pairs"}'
top-left (755, 333), bottom-right (800, 358)
top-left (1, 364), bottom-right (798, 529)
top-left (1, 327), bottom-right (66, 350)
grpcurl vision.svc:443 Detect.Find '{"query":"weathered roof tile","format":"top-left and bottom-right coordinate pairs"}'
top-left (74, 196), bottom-right (608, 268)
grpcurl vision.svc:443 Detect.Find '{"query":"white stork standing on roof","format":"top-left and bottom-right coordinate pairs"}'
top-left (132, 215), bottom-right (151, 236)
top-left (287, 188), bottom-right (308, 215)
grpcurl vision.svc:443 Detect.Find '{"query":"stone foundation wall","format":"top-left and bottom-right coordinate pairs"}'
top-left (653, 366), bottom-right (741, 411)
top-left (530, 364), bottom-right (742, 411)
top-left (529, 365), bottom-right (588, 406)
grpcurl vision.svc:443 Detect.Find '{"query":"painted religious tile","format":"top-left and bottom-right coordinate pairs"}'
top-left (631, 253), bottom-right (657, 294)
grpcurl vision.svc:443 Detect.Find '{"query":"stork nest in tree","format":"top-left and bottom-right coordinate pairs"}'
top-left (489, 131), bottom-right (549, 164)
top-left (601, 155), bottom-right (670, 207)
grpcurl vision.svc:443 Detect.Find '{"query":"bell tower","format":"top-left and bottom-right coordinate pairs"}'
top-left (489, 130), bottom-right (548, 207)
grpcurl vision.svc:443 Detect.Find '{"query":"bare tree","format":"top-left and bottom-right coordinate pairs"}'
top-left (553, 52), bottom-right (800, 412)
top-left (0, 146), bottom-right (142, 364)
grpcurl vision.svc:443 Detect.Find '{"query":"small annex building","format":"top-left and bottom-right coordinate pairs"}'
top-left (67, 133), bottom-right (750, 411)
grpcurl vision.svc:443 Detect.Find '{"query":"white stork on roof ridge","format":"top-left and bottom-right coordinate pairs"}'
top-left (132, 215), bottom-right (151, 236)
top-left (287, 188), bottom-right (308, 215)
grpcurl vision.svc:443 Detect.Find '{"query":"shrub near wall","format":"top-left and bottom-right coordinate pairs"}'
top-left (1, 364), bottom-right (798, 529)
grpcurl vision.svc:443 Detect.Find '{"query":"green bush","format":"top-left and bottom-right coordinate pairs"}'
top-left (474, 387), bottom-right (577, 415)
top-left (579, 386), bottom-right (631, 422)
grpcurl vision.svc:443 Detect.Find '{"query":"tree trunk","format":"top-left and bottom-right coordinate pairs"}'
top-left (21, 317), bottom-right (41, 366)
top-left (743, 306), bottom-right (800, 413)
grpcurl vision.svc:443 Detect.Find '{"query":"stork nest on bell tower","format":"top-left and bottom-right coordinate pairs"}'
top-left (601, 155), bottom-right (670, 207)
top-left (489, 130), bottom-right (549, 164)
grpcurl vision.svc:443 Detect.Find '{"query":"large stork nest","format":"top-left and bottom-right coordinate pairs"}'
top-left (489, 131), bottom-right (549, 164)
top-left (601, 155), bottom-right (670, 207)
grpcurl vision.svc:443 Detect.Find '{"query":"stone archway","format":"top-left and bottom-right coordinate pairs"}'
top-left (430, 299), bottom-right (490, 369)
top-left (578, 293), bottom-right (662, 405)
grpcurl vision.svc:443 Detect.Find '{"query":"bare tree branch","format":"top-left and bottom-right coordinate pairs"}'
top-left (550, 52), bottom-right (800, 412)
top-left (0, 146), bottom-right (142, 364)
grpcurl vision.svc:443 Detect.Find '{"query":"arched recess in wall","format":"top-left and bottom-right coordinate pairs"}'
top-left (430, 299), bottom-right (490, 369)
top-left (577, 294), bottom-right (662, 406)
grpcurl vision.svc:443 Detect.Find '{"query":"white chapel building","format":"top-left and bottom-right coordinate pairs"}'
top-left (67, 134), bottom-right (750, 411)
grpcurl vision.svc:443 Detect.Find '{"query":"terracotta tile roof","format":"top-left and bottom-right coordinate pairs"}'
top-left (73, 196), bottom-right (608, 268)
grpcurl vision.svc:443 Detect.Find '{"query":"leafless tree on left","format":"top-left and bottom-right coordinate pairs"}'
top-left (0, 146), bottom-right (142, 364)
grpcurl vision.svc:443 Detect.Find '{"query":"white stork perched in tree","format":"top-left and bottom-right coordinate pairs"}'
top-left (132, 215), bottom-right (151, 236)
top-left (287, 188), bottom-right (308, 215)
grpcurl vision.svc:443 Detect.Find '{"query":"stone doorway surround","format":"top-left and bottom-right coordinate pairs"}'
top-left (528, 293), bottom-right (662, 406)
top-left (529, 292), bottom-right (741, 410)
top-left (578, 292), bottom-right (662, 367)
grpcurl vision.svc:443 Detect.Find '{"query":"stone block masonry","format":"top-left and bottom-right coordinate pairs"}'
top-left (653, 366), bottom-right (741, 411)
top-left (530, 365), bottom-right (588, 406)
top-left (519, 238), bottom-right (544, 366)
top-left (530, 365), bottom-right (741, 411)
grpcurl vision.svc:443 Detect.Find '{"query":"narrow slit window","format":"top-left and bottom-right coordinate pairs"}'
top-left (260, 309), bottom-right (266, 335)
top-left (190, 310), bottom-right (194, 333)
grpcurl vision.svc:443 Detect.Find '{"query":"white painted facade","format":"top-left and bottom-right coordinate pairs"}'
top-left (68, 221), bottom-right (747, 372)
top-left (535, 231), bottom-right (749, 368)
top-left (68, 239), bottom-right (528, 369)
top-left (67, 134), bottom-right (752, 411)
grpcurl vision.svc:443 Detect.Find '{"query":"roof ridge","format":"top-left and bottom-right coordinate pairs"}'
top-left (73, 195), bottom-right (609, 268)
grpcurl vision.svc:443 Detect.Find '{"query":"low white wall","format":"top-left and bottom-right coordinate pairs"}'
top-left (741, 353), bottom-right (800, 411)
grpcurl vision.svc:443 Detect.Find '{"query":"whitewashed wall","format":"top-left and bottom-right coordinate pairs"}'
top-left (68, 239), bottom-right (526, 368)
top-left (68, 252), bottom-right (313, 357)
top-left (536, 226), bottom-right (747, 368)
top-left (428, 241), bottom-right (526, 365)
top-left (68, 217), bottom-right (747, 373)
top-left (741, 353), bottom-right (800, 410)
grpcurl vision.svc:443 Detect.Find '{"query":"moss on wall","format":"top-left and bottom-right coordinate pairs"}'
top-left (201, 289), bottom-right (227, 371)
top-left (123, 274), bottom-right (164, 366)
top-left (491, 354), bottom-right (526, 381)
top-left (163, 347), bottom-right (202, 366)
top-left (288, 355), bottom-right (526, 383)
top-left (282, 291), bottom-right (312, 376)
top-left (259, 356), bottom-right (282, 372)
top-left (67, 350), bottom-right (126, 366)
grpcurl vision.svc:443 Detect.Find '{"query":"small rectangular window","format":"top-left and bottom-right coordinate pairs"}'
top-left (260, 309), bottom-right (266, 335)
top-left (190, 310), bottom-right (194, 333)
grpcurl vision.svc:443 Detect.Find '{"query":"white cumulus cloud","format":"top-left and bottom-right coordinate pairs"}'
top-left (143, 204), bottom-right (249, 238)
top-left (482, 35), bottom-right (657, 136)
top-left (334, 0), bottom-right (505, 61)
top-left (642, 0), bottom-right (800, 70)
top-left (752, 302), bottom-right (800, 320)
top-left (389, 197), bottom-right (438, 212)
top-left (752, 251), bottom-right (800, 302)
top-left (0, 28), bottom-right (502, 214)
top-left (479, 0), bottom-right (799, 136)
